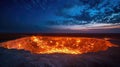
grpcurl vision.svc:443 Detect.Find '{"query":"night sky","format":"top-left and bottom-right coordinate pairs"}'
top-left (0, 0), bottom-right (120, 33)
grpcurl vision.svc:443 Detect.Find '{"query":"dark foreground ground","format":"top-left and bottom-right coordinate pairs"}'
top-left (0, 45), bottom-right (120, 67)
top-left (0, 34), bottom-right (120, 67)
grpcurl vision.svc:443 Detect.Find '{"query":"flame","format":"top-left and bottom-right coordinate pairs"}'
top-left (0, 36), bottom-right (117, 54)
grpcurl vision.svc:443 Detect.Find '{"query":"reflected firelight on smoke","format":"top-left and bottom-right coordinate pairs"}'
top-left (0, 36), bottom-right (117, 54)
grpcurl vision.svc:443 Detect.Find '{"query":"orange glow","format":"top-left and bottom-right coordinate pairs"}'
top-left (0, 36), bottom-right (117, 54)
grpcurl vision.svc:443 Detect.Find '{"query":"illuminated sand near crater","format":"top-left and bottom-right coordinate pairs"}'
top-left (0, 36), bottom-right (117, 54)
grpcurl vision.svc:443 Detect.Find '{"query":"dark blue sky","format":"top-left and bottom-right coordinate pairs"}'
top-left (0, 0), bottom-right (120, 33)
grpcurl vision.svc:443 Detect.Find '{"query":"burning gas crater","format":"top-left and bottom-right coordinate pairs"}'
top-left (0, 36), bottom-right (117, 54)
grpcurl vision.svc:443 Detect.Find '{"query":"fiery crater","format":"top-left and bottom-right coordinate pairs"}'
top-left (0, 36), bottom-right (116, 54)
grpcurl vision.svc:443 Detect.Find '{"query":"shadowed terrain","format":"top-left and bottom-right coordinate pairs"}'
top-left (0, 45), bottom-right (120, 67)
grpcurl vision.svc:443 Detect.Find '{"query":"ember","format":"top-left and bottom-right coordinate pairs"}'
top-left (0, 36), bottom-right (117, 54)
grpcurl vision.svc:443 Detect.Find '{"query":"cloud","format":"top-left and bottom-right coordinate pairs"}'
top-left (54, 0), bottom-right (120, 24)
top-left (0, 0), bottom-right (120, 33)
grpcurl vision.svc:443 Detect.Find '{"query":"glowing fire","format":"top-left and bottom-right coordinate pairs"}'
top-left (0, 36), bottom-right (117, 54)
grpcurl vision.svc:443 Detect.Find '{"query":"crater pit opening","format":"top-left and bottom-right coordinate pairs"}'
top-left (0, 36), bottom-right (117, 54)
